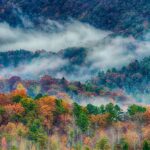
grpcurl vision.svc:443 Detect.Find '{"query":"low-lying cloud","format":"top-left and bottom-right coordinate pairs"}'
top-left (0, 56), bottom-right (68, 79)
top-left (0, 20), bottom-right (109, 52)
top-left (0, 20), bottom-right (150, 73)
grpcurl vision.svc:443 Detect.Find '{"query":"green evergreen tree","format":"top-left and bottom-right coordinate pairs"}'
top-left (96, 138), bottom-right (110, 150)
top-left (73, 103), bottom-right (89, 132)
top-left (143, 140), bottom-right (150, 150)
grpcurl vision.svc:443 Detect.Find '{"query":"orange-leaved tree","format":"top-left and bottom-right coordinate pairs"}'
top-left (11, 83), bottom-right (27, 97)
top-left (37, 96), bottom-right (56, 131)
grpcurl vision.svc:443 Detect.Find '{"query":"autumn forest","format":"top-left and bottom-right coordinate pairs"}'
top-left (0, 83), bottom-right (149, 150)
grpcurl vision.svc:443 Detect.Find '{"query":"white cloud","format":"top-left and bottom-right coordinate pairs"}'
top-left (0, 20), bottom-right (109, 52)
top-left (0, 20), bottom-right (149, 75)
top-left (0, 56), bottom-right (68, 79)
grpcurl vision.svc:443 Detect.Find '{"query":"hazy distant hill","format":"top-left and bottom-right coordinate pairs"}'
top-left (0, 48), bottom-right (87, 67)
top-left (0, 48), bottom-right (98, 81)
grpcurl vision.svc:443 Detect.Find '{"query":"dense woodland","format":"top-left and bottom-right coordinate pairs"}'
top-left (0, 83), bottom-right (149, 150)
top-left (91, 57), bottom-right (150, 101)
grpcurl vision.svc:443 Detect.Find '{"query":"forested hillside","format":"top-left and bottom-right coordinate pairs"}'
top-left (0, 0), bottom-right (149, 36)
top-left (0, 85), bottom-right (149, 149)
top-left (0, 50), bottom-right (150, 103)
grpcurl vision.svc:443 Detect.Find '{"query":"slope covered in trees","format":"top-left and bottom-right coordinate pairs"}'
top-left (0, 50), bottom-right (150, 103)
top-left (91, 57), bottom-right (150, 102)
top-left (0, 74), bottom-right (132, 107)
top-left (0, 87), bottom-right (149, 149)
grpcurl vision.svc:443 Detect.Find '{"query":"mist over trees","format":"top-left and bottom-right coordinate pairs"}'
top-left (0, 0), bottom-right (149, 149)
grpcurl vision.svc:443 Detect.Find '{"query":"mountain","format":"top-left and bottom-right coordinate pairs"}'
top-left (1, 1), bottom-right (150, 149)
top-left (0, 0), bottom-right (149, 36)
top-left (0, 48), bottom-right (87, 67)
top-left (1, 49), bottom-right (150, 93)
top-left (0, 49), bottom-right (150, 103)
